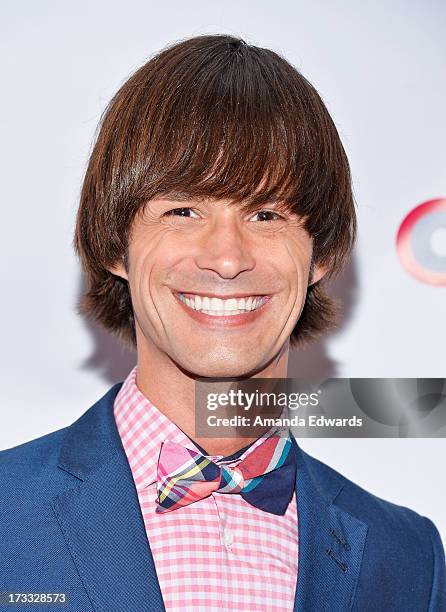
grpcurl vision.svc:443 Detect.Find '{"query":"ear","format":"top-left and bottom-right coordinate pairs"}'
top-left (107, 258), bottom-right (128, 281)
top-left (308, 262), bottom-right (327, 286)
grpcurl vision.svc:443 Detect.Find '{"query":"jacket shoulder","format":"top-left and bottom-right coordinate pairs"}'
top-left (0, 427), bottom-right (68, 481)
top-left (305, 449), bottom-right (434, 520)
top-left (0, 382), bottom-right (123, 499)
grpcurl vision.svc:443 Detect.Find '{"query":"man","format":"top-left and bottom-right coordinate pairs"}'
top-left (0, 35), bottom-right (444, 612)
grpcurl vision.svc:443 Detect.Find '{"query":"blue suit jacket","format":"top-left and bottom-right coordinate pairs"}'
top-left (1, 383), bottom-right (445, 611)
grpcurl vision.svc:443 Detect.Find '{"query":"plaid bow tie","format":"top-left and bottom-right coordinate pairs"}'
top-left (155, 432), bottom-right (296, 515)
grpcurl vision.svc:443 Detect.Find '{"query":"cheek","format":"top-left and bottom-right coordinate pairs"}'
top-left (129, 231), bottom-right (177, 285)
top-left (278, 236), bottom-right (312, 291)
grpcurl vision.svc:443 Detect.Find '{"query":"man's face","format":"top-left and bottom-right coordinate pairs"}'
top-left (111, 198), bottom-right (325, 377)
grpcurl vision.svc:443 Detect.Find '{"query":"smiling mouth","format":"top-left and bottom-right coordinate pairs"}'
top-left (175, 292), bottom-right (269, 316)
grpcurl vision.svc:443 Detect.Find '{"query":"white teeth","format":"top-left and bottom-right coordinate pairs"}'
top-left (178, 294), bottom-right (267, 315)
top-left (225, 298), bottom-right (238, 311)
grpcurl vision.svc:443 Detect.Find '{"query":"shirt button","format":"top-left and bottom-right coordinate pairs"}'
top-left (223, 530), bottom-right (233, 547)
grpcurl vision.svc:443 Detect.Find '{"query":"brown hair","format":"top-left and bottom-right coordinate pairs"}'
top-left (74, 34), bottom-right (356, 350)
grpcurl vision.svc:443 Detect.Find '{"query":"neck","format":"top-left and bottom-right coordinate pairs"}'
top-left (135, 334), bottom-right (290, 457)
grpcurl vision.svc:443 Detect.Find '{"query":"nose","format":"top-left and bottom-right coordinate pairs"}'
top-left (194, 213), bottom-right (256, 279)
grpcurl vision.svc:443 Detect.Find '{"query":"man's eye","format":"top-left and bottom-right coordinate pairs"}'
top-left (164, 207), bottom-right (198, 218)
top-left (250, 210), bottom-right (284, 222)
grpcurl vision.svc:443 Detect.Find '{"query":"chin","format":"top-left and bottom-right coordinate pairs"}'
top-left (177, 351), bottom-right (265, 379)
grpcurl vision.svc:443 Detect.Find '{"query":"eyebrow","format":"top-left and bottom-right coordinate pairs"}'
top-left (156, 191), bottom-right (292, 209)
top-left (157, 191), bottom-right (205, 203)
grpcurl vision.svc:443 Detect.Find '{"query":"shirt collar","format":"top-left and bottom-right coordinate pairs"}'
top-left (114, 366), bottom-right (290, 492)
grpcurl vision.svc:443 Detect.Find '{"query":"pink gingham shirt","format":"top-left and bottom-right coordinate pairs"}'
top-left (113, 366), bottom-right (299, 611)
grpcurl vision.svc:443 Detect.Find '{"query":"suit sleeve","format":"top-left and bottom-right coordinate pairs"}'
top-left (424, 516), bottom-right (446, 612)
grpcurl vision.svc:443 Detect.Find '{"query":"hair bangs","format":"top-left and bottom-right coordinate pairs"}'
top-left (130, 42), bottom-right (318, 214)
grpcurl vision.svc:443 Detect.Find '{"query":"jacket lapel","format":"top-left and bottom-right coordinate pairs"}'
top-left (291, 436), bottom-right (368, 611)
top-left (51, 383), bottom-right (166, 612)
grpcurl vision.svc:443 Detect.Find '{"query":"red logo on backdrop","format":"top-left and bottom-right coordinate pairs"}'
top-left (396, 198), bottom-right (446, 286)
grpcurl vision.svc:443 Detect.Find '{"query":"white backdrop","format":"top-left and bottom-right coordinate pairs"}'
top-left (1, 1), bottom-right (445, 543)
